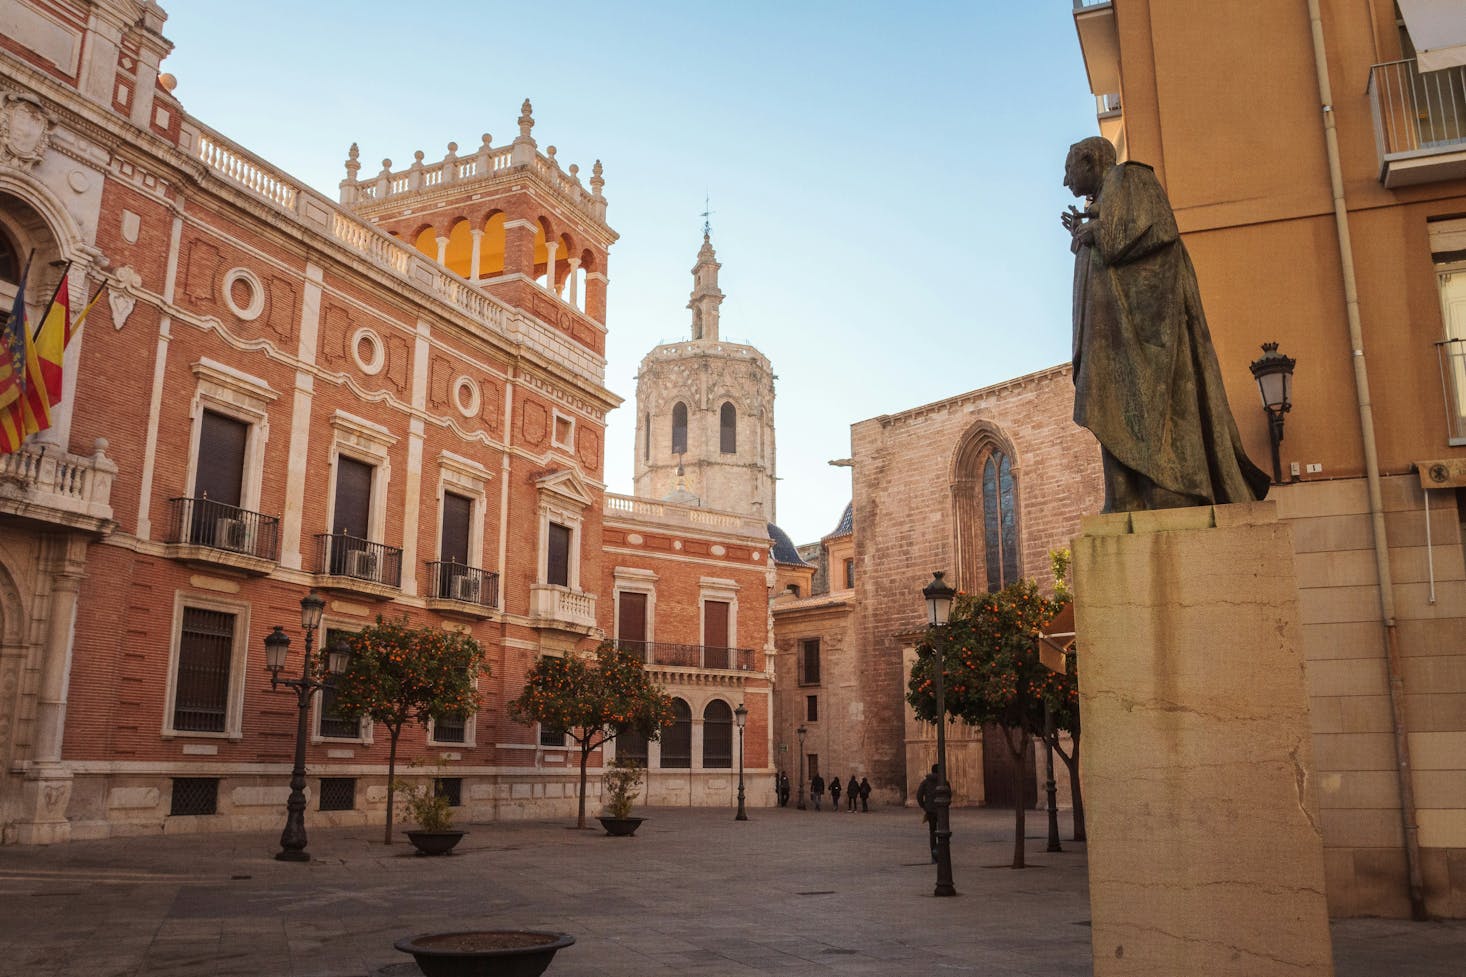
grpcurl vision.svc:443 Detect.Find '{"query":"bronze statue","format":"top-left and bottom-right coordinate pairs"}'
top-left (1062, 137), bottom-right (1269, 513)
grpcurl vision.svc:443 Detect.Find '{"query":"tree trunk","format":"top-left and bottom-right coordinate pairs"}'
top-left (384, 725), bottom-right (402, 845)
top-left (577, 738), bottom-right (591, 829)
top-left (1064, 740), bottom-right (1086, 842)
top-left (1006, 726), bottom-right (1028, 869)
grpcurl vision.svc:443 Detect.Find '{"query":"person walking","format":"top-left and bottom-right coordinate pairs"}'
top-left (829, 775), bottom-right (842, 811)
top-left (916, 765), bottom-right (939, 862)
top-left (859, 776), bottom-right (872, 812)
top-left (778, 771), bottom-right (790, 807)
top-left (846, 775), bottom-right (859, 812)
top-left (810, 772), bottom-right (825, 811)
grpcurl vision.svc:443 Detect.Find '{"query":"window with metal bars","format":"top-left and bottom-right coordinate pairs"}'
top-left (317, 629), bottom-right (361, 739)
top-left (799, 639), bottom-right (821, 686)
top-left (173, 609), bottom-right (235, 733)
top-left (318, 777), bottom-right (356, 811)
top-left (702, 700), bottom-right (733, 768)
top-left (660, 698), bottom-right (692, 768)
top-left (434, 777), bottom-right (463, 807)
top-left (433, 713), bottom-right (467, 744)
top-left (539, 724), bottom-right (565, 747)
top-left (170, 777), bottom-right (219, 816)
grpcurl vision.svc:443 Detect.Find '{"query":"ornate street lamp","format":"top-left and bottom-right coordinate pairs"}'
top-left (922, 571), bottom-right (957, 897)
top-left (796, 723), bottom-right (807, 810)
top-left (263, 591), bottom-right (347, 862)
top-left (1249, 342), bottom-right (1297, 484)
top-left (1044, 703), bottom-right (1063, 853)
top-left (734, 702), bottom-right (749, 821)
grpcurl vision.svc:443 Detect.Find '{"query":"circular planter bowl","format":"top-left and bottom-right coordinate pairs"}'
top-left (394, 930), bottom-right (574, 977)
top-left (406, 830), bottom-right (465, 856)
top-left (596, 816), bottom-right (644, 837)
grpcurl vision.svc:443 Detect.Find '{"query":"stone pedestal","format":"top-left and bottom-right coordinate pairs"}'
top-left (1073, 502), bottom-right (1333, 977)
top-left (15, 765), bottom-right (73, 845)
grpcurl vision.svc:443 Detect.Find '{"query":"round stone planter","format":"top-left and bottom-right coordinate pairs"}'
top-left (596, 816), bottom-right (644, 837)
top-left (405, 829), bottom-right (465, 856)
top-left (394, 931), bottom-right (574, 977)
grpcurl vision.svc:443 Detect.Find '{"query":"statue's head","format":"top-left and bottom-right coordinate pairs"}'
top-left (1064, 136), bottom-right (1116, 199)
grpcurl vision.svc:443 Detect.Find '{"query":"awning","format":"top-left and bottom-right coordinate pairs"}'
top-left (1398, 0), bottom-right (1466, 72)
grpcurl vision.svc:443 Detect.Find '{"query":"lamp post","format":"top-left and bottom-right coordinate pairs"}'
top-left (734, 702), bottom-right (749, 821)
top-left (1249, 342), bottom-right (1297, 484)
top-left (796, 724), bottom-right (807, 810)
top-left (263, 591), bottom-right (347, 862)
top-left (1044, 702), bottom-right (1063, 853)
top-left (922, 571), bottom-right (957, 897)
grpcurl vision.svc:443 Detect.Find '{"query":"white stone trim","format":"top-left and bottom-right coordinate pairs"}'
top-left (221, 266), bottom-right (265, 321)
top-left (350, 326), bottom-right (385, 375)
top-left (453, 374), bottom-right (480, 417)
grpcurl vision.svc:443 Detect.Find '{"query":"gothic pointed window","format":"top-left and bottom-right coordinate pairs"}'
top-left (720, 402), bottom-right (736, 454)
top-left (982, 451), bottom-right (1020, 591)
top-left (671, 402), bottom-right (688, 455)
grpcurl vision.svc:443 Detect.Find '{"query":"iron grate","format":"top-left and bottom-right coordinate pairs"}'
top-left (319, 777), bottom-right (356, 811)
top-left (170, 777), bottom-right (219, 816)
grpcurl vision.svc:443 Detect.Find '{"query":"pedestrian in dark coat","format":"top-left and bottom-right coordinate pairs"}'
top-left (810, 773), bottom-right (825, 811)
top-left (829, 776), bottom-right (842, 811)
top-left (779, 772), bottom-right (791, 807)
top-left (859, 776), bottom-right (872, 812)
top-left (916, 765), bottom-right (939, 862)
top-left (846, 775), bottom-right (859, 812)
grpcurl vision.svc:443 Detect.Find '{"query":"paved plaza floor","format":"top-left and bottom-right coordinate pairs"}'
top-left (0, 804), bottom-right (1461, 976)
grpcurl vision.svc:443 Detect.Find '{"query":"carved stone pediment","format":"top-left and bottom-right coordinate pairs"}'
top-left (0, 92), bottom-right (53, 170)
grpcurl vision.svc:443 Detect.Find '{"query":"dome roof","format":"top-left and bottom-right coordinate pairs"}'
top-left (767, 523), bottom-right (811, 567)
top-left (826, 501), bottom-right (853, 539)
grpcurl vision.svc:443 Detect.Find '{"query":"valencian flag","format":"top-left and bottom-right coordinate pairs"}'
top-left (1, 261), bottom-right (102, 454)
top-left (0, 257), bottom-right (32, 453)
top-left (29, 263), bottom-right (102, 411)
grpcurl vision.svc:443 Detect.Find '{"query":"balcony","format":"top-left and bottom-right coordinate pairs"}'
top-left (164, 496), bottom-right (279, 574)
top-left (1073, 1), bottom-right (1120, 107)
top-left (0, 439), bottom-right (116, 535)
top-left (425, 560), bottom-right (500, 619)
top-left (1368, 59), bottom-right (1466, 187)
top-left (615, 640), bottom-right (757, 672)
top-left (313, 532), bottom-right (402, 599)
top-left (529, 584), bottom-right (597, 633)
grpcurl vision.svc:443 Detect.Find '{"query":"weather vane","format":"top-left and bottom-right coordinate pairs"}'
top-left (700, 193), bottom-right (714, 237)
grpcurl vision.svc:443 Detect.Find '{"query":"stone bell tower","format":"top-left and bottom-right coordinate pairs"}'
top-left (633, 233), bottom-right (776, 521)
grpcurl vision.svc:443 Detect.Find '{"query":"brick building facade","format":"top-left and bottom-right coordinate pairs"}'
top-left (0, 0), bottom-right (771, 845)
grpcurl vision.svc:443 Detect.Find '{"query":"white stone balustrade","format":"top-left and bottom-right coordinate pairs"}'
top-left (0, 439), bottom-right (117, 533)
top-left (605, 493), bottom-right (767, 536)
top-left (530, 584), bottom-right (598, 630)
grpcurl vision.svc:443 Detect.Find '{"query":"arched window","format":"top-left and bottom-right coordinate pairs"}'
top-left (0, 227), bottom-right (19, 287)
top-left (661, 698), bottom-right (692, 768)
top-left (702, 700), bottom-right (733, 768)
top-left (952, 426), bottom-right (1022, 595)
top-left (720, 402), bottom-right (736, 454)
top-left (643, 413), bottom-right (650, 461)
top-left (671, 402), bottom-right (688, 455)
top-left (982, 451), bottom-right (1020, 592)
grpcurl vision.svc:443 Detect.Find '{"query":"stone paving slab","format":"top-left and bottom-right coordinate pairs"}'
top-left (0, 805), bottom-right (1459, 976)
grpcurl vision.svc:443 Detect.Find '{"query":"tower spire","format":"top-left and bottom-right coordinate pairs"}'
top-left (687, 225), bottom-right (723, 342)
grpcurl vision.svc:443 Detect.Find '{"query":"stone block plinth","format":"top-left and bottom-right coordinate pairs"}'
top-left (1074, 501), bottom-right (1333, 977)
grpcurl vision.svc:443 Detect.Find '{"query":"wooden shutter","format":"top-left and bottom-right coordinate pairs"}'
top-left (547, 522), bottom-right (571, 587)
top-left (440, 492), bottom-right (472, 564)
top-left (617, 592), bottom-right (647, 645)
top-left (194, 410), bottom-right (247, 507)
top-left (333, 456), bottom-right (372, 538)
top-left (703, 600), bottom-right (730, 664)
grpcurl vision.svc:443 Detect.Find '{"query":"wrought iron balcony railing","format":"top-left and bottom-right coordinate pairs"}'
top-left (426, 560), bottom-right (500, 609)
top-left (1368, 58), bottom-right (1466, 187)
top-left (314, 531), bottom-right (402, 588)
top-left (614, 640), bottom-right (756, 671)
top-left (166, 496), bottom-right (280, 561)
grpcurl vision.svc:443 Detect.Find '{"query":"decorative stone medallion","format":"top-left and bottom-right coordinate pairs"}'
top-left (0, 92), bottom-right (51, 169)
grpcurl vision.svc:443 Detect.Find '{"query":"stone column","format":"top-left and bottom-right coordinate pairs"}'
top-left (469, 229), bottom-right (483, 283)
top-left (543, 241), bottom-right (558, 294)
top-left (16, 535), bottom-right (88, 845)
top-left (1073, 502), bottom-right (1333, 977)
top-left (435, 235), bottom-right (449, 267)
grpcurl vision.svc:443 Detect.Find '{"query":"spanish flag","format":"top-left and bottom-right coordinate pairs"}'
top-left (0, 259), bottom-right (31, 454)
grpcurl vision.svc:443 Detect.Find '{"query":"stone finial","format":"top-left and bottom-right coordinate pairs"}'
top-left (518, 99), bottom-right (534, 139)
top-left (344, 142), bottom-right (360, 179)
top-left (481, 133), bottom-right (492, 150)
top-left (569, 163), bottom-right (580, 182)
top-left (413, 150), bottom-right (425, 163)
top-left (379, 159), bottom-right (393, 175)
top-left (590, 159), bottom-right (605, 196)
top-left (546, 145), bottom-right (557, 166)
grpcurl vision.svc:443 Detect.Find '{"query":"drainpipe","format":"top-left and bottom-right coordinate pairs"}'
top-left (1306, 0), bottom-right (1427, 920)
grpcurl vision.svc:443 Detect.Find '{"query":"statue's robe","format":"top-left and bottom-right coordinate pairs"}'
top-left (1072, 161), bottom-right (1269, 510)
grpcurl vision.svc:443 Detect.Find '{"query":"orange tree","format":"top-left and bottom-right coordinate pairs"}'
top-left (907, 579), bottom-right (1074, 868)
top-left (509, 642), bottom-right (675, 829)
top-left (331, 616), bottom-right (488, 844)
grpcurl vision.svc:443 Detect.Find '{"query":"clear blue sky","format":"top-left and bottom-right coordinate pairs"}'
top-left (160, 2), bottom-right (1099, 545)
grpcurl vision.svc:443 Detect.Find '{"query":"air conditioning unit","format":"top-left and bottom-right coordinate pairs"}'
top-left (345, 549), bottom-right (378, 581)
top-left (451, 575), bottom-right (480, 602)
top-left (214, 518), bottom-right (249, 552)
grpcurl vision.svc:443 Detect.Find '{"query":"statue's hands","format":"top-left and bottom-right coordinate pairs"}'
top-left (1060, 205), bottom-right (1084, 232)
top-left (1063, 205), bottom-right (1096, 252)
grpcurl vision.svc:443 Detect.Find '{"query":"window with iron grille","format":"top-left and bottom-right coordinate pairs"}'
top-left (539, 724), bottom-right (565, 747)
top-left (660, 698), bottom-right (692, 768)
top-left (173, 609), bottom-right (235, 733)
top-left (433, 713), bottom-right (467, 744)
top-left (434, 777), bottom-right (463, 807)
top-left (319, 777), bottom-right (356, 811)
top-left (170, 777), bottom-right (219, 816)
top-left (799, 639), bottom-right (821, 686)
top-left (617, 725), bottom-right (649, 766)
top-left (702, 700), bottom-right (733, 768)
top-left (318, 628), bottom-right (362, 739)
